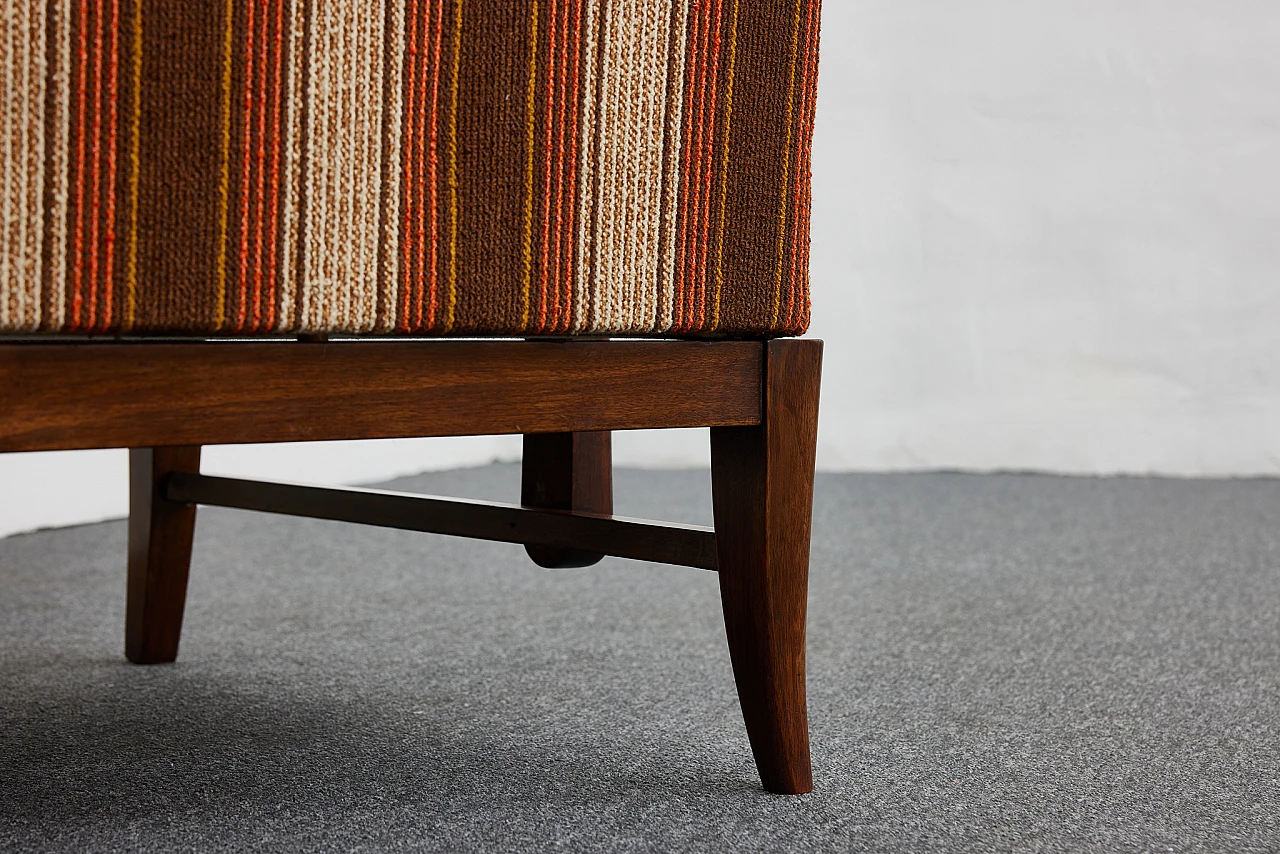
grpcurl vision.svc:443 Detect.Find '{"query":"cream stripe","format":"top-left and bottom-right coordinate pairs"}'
top-left (375, 0), bottom-right (405, 332)
top-left (298, 0), bottom-right (386, 331)
top-left (656, 0), bottom-right (688, 332)
top-left (587, 1), bottom-right (617, 330)
top-left (45, 0), bottom-right (71, 329)
top-left (582, 0), bottom-right (678, 333)
top-left (2, 0), bottom-right (49, 330)
top-left (569, 0), bottom-right (600, 333)
top-left (277, 0), bottom-right (308, 329)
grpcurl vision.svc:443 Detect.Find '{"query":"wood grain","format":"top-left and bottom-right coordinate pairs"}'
top-left (166, 472), bottom-right (719, 571)
top-left (0, 340), bottom-right (762, 452)
top-left (710, 339), bottom-right (822, 794)
top-left (522, 432), bottom-right (613, 568)
top-left (126, 446), bottom-right (202, 664)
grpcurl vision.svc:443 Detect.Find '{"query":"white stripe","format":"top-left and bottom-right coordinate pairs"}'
top-left (300, 0), bottom-right (385, 331)
top-left (657, 0), bottom-right (687, 332)
top-left (1, 0), bottom-right (52, 331)
top-left (582, 0), bottom-right (679, 333)
top-left (570, 0), bottom-right (600, 333)
top-left (276, 0), bottom-right (308, 329)
top-left (376, 0), bottom-right (404, 332)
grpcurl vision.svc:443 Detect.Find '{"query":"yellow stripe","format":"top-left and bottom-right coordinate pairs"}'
top-left (519, 0), bottom-right (539, 330)
top-left (711, 0), bottom-right (739, 332)
top-left (444, 0), bottom-right (463, 332)
top-left (213, 0), bottom-right (235, 330)
top-left (122, 0), bottom-right (143, 330)
top-left (770, 0), bottom-right (803, 328)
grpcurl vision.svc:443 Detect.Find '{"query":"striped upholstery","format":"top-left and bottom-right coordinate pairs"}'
top-left (1, 0), bottom-right (821, 337)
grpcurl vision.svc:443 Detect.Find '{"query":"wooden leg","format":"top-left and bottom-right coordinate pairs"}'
top-left (126, 446), bottom-right (202, 664)
top-left (521, 431), bottom-right (612, 568)
top-left (711, 339), bottom-right (822, 794)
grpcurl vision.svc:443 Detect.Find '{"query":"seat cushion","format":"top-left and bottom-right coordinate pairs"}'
top-left (1, 0), bottom-right (820, 337)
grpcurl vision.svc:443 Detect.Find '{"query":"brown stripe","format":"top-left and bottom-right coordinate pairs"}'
top-left (452, 0), bottom-right (534, 333)
top-left (40, 0), bottom-right (71, 331)
top-left (716, 0), bottom-right (796, 335)
top-left (131, 1), bottom-right (224, 332)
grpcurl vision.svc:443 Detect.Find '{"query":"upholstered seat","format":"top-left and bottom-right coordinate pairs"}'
top-left (2, 0), bottom-right (819, 337)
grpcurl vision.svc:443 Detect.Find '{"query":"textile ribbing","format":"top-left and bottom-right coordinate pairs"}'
top-left (1, 0), bottom-right (822, 337)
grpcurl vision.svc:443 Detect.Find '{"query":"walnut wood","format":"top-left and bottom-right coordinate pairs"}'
top-left (522, 432), bottom-right (613, 568)
top-left (710, 339), bottom-right (822, 795)
top-left (166, 472), bottom-right (718, 571)
top-left (126, 446), bottom-right (202, 664)
top-left (0, 340), bottom-right (762, 452)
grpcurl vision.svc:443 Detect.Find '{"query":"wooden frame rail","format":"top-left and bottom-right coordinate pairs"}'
top-left (0, 339), bottom-right (762, 452)
top-left (166, 472), bottom-right (719, 571)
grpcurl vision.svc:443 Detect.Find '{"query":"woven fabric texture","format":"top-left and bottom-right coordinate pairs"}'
top-left (1, 0), bottom-right (820, 337)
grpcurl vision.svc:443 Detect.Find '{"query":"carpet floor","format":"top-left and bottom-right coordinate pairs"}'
top-left (1, 465), bottom-right (1278, 852)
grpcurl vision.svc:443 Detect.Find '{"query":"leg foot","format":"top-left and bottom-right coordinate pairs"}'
top-left (521, 431), bottom-right (612, 567)
top-left (711, 339), bottom-right (822, 794)
top-left (126, 446), bottom-right (201, 664)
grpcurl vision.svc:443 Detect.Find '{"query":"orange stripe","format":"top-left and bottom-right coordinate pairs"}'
top-left (789, 0), bottom-right (819, 329)
top-left (443, 0), bottom-right (464, 331)
top-left (85, 0), bottom-right (106, 330)
top-left (770, 0), bottom-right (803, 328)
top-left (123, 0), bottom-right (143, 330)
top-left (675, 0), bottom-right (706, 332)
top-left (69, 0), bottom-right (90, 329)
top-left (263, 0), bottom-right (287, 330)
top-left (676, 0), bottom-right (700, 331)
top-left (399, 0), bottom-right (422, 331)
top-left (557, 0), bottom-right (583, 333)
top-left (100, 0), bottom-right (121, 331)
top-left (518, 0), bottom-right (539, 329)
top-left (250, 0), bottom-right (271, 331)
top-left (536, 0), bottom-right (558, 332)
top-left (425, 0), bottom-right (445, 328)
top-left (798, 0), bottom-right (821, 330)
top-left (213, 0), bottom-right (235, 330)
top-left (413, 0), bottom-right (433, 328)
top-left (236, 0), bottom-right (259, 331)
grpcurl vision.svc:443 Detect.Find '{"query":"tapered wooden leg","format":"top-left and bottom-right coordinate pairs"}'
top-left (521, 431), bottom-right (613, 568)
top-left (126, 446), bottom-right (201, 664)
top-left (711, 339), bottom-right (822, 794)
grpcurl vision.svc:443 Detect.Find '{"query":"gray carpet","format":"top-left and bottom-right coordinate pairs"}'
top-left (2, 465), bottom-right (1279, 852)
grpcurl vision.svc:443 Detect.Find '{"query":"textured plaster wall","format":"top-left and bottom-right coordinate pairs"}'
top-left (4, 0), bottom-right (1280, 537)
top-left (809, 0), bottom-right (1280, 474)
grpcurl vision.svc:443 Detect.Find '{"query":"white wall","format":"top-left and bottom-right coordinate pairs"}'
top-left (810, 0), bottom-right (1280, 475)
top-left (5, 0), bottom-right (1280, 537)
